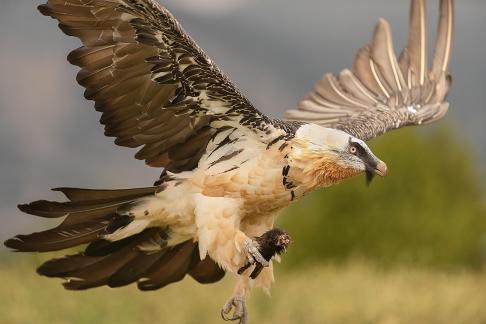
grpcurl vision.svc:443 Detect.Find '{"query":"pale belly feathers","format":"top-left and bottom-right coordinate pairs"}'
top-left (142, 143), bottom-right (294, 245)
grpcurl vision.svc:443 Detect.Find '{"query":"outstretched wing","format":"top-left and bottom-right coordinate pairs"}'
top-left (39, 0), bottom-right (286, 172)
top-left (286, 0), bottom-right (454, 141)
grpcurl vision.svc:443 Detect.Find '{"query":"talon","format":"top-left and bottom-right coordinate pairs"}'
top-left (244, 240), bottom-right (269, 267)
top-left (246, 253), bottom-right (255, 265)
top-left (221, 296), bottom-right (247, 324)
top-left (239, 230), bottom-right (292, 278)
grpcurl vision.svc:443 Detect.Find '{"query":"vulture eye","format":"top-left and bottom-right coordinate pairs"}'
top-left (349, 146), bottom-right (357, 154)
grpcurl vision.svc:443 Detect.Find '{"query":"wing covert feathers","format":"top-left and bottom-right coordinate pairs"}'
top-left (39, 0), bottom-right (286, 172)
top-left (287, 0), bottom-right (454, 141)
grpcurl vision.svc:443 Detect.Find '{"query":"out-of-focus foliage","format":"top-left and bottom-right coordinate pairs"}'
top-left (279, 127), bottom-right (486, 269)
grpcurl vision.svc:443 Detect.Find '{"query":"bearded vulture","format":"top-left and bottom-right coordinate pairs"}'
top-left (5, 0), bottom-right (454, 322)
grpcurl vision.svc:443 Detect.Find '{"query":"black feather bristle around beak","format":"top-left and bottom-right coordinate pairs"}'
top-left (366, 169), bottom-right (375, 186)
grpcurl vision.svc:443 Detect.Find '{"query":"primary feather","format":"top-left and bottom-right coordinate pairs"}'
top-left (286, 0), bottom-right (454, 141)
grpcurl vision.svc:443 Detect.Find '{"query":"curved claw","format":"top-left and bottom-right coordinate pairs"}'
top-left (221, 296), bottom-right (248, 324)
top-left (244, 240), bottom-right (269, 267)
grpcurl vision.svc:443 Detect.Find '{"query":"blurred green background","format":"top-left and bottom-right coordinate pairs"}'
top-left (1, 0), bottom-right (486, 323)
top-left (281, 127), bottom-right (486, 270)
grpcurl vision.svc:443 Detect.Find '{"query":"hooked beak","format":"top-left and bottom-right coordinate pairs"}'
top-left (374, 160), bottom-right (388, 177)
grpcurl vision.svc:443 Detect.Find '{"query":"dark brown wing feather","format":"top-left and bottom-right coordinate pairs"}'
top-left (39, 0), bottom-right (284, 172)
top-left (188, 247), bottom-right (225, 284)
top-left (6, 183), bottom-right (225, 290)
top-left (286, 0), bottom-right (454, 141)
top-left (5, 187), bottom-right (157, 252)
top-left (39, 228), bottom-right (168, 290)
top-left (36, 228), bottom-right (224, 291)
top-left (4, 220), bottom-right (108, 253)
top-left (107, 250), bottom-right (167, 287)
top-left (137, 240), bottom-right (195, 291)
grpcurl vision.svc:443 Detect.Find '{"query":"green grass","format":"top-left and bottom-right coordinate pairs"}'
top-left (1, 257), bottom-right (486, 324)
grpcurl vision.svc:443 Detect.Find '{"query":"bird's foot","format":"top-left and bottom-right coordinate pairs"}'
top-left (221, 296), bottom-right (248, 324)
top-left (244, 239), bottom-right (269, 267)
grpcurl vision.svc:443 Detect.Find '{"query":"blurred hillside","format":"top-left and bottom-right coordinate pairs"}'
top-left (280, 127), bottom-right (486, 270)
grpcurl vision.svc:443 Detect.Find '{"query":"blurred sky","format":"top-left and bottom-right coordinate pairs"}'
top-left (0, 0), bottom-right (485, 242)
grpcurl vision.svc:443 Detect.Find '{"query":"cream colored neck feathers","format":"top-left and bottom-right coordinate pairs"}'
top-left (287, 124), bottom-right (361, 190)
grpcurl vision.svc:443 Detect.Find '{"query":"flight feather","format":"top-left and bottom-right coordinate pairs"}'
top-left (286, 0), bottom-right (454, 141)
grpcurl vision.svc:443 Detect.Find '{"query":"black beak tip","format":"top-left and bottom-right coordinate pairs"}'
top-left (365, 170), bottom-right (375, 186)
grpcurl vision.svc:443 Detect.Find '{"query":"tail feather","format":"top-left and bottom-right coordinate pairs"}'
top-left (19, 186), bottom-right (157, 219)
top-left (36, 229), bottom-right (225, 291)
top-left (137, 241), bottom-right (195, 291)
top-left (63, 252), bottom-right (139, 290)
top-left (17, 201), bottom-right (126, 227)
top-left (4, 220), bottom-right (109, 252)
top-left (39, 228), bottom-right (166, 290)
top-left (6, 187), bottom-right (158, 252)
top-left (18, 199), bottom-right (130, 218)
top-left (85, 235), bottom-right (144, 257)
top-left (107, 250), bottom-right (167, 288)
top-left (37, 228), bottom-right (162, 279)
top-left (53, 187), bottom-right (157, 202)
top-left (58, 206), bottom-right (120, 226)
top-left (6, 185), bottom-right (226, 291)
top-left (37, 254), bottom-right (103, 278)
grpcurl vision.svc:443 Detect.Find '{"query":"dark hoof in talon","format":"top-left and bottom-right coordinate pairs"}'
top-left (250, 264), bottom-right (264, 279)
top-left (237, 263), bottom-right (251, 275)
top-left (239, 228), bottom-right (292, 279)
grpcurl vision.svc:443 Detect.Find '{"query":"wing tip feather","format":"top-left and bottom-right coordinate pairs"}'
top-left (3, 236), bottom-right (23, 251)
top-left (17, 203), bottom-right (34, 215)
top-left (37, 4), bottom-right (50, 16)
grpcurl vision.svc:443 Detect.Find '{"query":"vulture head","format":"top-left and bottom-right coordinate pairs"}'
top-left (289, 124), bottom-right (388, 187)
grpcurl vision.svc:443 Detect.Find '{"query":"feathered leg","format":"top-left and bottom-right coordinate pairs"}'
top-left (194, 194), bottom-right (273, 324)
top-left (193, 194), bottom-right (267, 272)
top-left (220, 213), bottom-right (282, 323)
